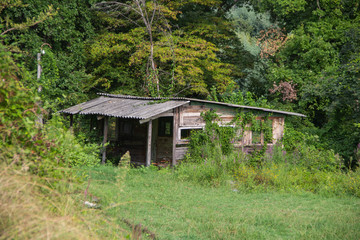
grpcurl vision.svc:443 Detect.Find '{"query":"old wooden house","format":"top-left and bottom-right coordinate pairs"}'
top-left (60, 94), bottom-right (305, 166)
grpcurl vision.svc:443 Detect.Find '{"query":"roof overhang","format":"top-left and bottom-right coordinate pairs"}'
top-left (59, 96), bottom-right (190, 122)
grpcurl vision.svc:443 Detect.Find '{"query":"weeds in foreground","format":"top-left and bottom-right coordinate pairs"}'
top-left (177, 143), bottom-right (360, 197)
top-left (0, 152), bottom-right (136, 240)
top-left (94, 166), bottom-right (360, 240)
top-left (232, 163), bottom-right (360, 197)
top-left (0, 166), bottom-right (100, 240)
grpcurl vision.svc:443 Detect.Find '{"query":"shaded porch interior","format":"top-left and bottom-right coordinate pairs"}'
top-left (102, 116), bottom-right (175, 166)
top-left (81, 111), bottom-right (179, 167)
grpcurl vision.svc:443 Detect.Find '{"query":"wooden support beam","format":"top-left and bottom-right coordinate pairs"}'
top-left (146, 119), bottom-right (152, 167)
top-left (101, 117), bottom-right (109, 164)
top-left (69, 114), bottom-right (73, 128)
top-left (139, 112), bottom-right (174, 124)
top-left (172, 107), bottom-right (179, 167)
top-left (115, 118), bottom-right (120, 141)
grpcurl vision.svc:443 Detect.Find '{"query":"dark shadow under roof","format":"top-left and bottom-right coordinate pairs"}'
top-left (59, 94), bottom-right (306, 118)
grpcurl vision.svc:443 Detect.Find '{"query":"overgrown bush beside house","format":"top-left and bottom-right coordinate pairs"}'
top-left (0, 43), bottom-right (100, 176)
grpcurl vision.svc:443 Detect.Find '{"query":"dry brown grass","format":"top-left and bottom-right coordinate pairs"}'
top-left (0, 165), bottom-right (125, 240)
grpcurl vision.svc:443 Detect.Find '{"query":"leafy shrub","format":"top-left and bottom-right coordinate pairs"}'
top-left (266, 143), bottom-right (342, 172)
top-left (178, 110), bottom-right (245, 185)
top-left (0, 43), bottom-right (100, 177)
top-left (177, 145), bottom-right (245, 186)
top-left (187, 110), bottom-right (272, 163)
top-left (45, 116), bottom-right (100, 167)
top-left (233, 162), bottom-right (360, 197)
top-left (281, 126), bottom-right (342, 171)
top-left (187, 110), bottom-right (236, 162)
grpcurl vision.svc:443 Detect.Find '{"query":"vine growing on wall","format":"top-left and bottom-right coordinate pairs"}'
top-left (187, 109), bottom-right (273, 167)
top-left (231, 111), bottom-right (273, 166)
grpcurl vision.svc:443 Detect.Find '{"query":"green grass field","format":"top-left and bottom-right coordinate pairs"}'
top-left (82, 166), bottom-right (360, 240)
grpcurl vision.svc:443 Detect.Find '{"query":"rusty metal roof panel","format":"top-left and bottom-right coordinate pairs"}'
top-left (59, 97), bottom-right (189, 119)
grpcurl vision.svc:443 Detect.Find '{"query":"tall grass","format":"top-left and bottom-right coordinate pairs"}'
top-left (177, 143), bottom-right (360, 197)
top-left (233, 162), bottom-right (360, 197)
top-left (0, 167), bottom-right (90, 239)
top-left (0, 163), bottom-right (132, 239)
top-left (87, 166), bottom-right (360, 240)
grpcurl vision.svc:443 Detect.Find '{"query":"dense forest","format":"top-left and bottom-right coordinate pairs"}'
top-left (1, 0), bottom-right (359, 165)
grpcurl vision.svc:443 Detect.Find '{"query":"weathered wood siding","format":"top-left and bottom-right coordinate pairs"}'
top-left (174, 103), bottom-right (286, 161)
top-left (179, 104), bottom-right (236, 127)
top-left (175, 103), bottom-right (239, 160)
top-left (179, 105), bottom-right (207, 127)
top-left (175, 146), bottom-right (188, 161)
top-left (271, 117), bottom-right (285, 144)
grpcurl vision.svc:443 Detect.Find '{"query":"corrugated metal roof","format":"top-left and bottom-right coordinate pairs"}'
top-left (96, 93), bottom-right (306, 117)
top-left (59, 96), bottom-right (190, 119)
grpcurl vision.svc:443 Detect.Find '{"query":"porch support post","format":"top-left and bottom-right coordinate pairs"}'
top-left (146, 119), bottom-right (152, 167)
top-left (101, 116), bottom-right (109, 164)
top-left (172, 107), bottom-right (179, 167)
top-left (115, 118), bottom-right (120, 141)
top-left (69, 114), bottom-right (73, 128)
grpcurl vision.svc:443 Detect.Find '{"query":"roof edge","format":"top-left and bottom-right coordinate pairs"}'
top-left (97, 93), bottom-right (306, 117)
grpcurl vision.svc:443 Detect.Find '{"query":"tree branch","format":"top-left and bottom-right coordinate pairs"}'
top-left (1, 20), bottom-right (43, 35)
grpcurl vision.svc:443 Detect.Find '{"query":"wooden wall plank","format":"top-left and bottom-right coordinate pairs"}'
top-left (174, 104), bottom-right (287, 162)
top-left (179, 104), bottom-right (236, 127)
top-left (175, 147), bottom-right (188, 160)
top-left (242, 124), bottom-right (252, 145)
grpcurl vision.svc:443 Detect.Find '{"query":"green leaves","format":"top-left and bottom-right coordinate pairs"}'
top-left (87, 1), bottom-right (237, 97)
top-left (1, 3), bottom-right (56, 36)
top-left (1, 44), bottom-right (100, 177)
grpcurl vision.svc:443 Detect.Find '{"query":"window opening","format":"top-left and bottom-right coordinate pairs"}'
top-left (264, 120), bottom-right (273, 143)
top-left (179, 127), bottom-right (203, 140)
top-left (252, 130), bottom-right (262, 144)
top-left (251, 119), bottom-right (273, 144)
top-left (158, 117), bottom-right (173, 137)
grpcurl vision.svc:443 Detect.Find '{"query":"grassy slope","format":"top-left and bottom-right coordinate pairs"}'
top-left (84, 166), bottom-right (360, 240)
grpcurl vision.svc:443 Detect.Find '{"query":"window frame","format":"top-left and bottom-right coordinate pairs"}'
top-left (178, 126), bottom-right (204, 141)
top-left (158, 117), bottom-right (173, 137)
